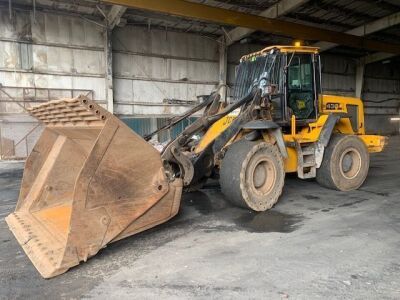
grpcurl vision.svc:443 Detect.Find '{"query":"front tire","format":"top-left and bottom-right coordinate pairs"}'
top-left (316, 134), bottom-right (369, 191)
top-left (220, 140), bottom-right (285, 211)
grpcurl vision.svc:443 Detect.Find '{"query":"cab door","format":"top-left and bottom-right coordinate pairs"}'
top-left (286, 53), bottom-right (320, 121)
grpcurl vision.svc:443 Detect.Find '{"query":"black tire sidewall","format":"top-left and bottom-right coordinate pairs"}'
top-left (220, 140), bottom-right (285, 211)
top-left (318, 135), bottom-right (369, 191)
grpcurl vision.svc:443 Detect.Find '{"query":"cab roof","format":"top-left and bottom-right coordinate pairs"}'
top-left (240, 45), bottom-right (320, 62)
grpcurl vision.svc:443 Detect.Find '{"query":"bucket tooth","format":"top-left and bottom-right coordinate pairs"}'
top-left (5, 210), bottom-right (75, 278)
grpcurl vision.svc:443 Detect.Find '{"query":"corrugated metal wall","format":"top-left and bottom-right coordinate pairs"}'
top-left (363, 62), bottom-right (400, 134)
top-left (320, 54), bottom-right (356, 96)
top-left (0, 8), bottom-right (108, 157)
top-left (112, 25), bottom-right (219, 116)
top-left (0, 8), bottom-right (398, 158)
top-left (0, 9), bottom-right (107, 105)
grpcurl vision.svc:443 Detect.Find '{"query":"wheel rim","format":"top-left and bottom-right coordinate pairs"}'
top-left (339, 147), bottom-right (362, 179)
top-left (250, 158), bottom-right (276, 195)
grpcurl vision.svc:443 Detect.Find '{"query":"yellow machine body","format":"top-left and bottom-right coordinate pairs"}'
top-left (194, 46), bottom-right (386, 174)
top-left (194, 95), bottom-right (386, 174)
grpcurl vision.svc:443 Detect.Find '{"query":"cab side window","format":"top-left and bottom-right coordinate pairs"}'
top-left (287, 54), bottom-right (315, 120)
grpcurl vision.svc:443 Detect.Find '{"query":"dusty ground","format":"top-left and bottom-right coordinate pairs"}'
top-left (0, 137), bottom-right (399, 300)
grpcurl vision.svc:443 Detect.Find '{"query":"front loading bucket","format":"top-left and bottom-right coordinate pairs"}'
top-left (5, 96), bottom-right (182, 278)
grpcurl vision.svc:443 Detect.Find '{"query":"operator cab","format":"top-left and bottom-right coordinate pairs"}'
top-left (287, 53), bottom-right (317, 120)
top-left (234, 46), bottom-right (322, 127)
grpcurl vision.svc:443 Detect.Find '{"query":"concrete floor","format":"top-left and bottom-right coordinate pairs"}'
top-left (0, 137), bottom-right (399, 300)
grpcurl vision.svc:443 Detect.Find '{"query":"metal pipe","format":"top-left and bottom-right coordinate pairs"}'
top-left (0, 68), bottom-right (105, 79)
top-left (8, 0), bottom-right (11, 20)
top-left (96, 5), bottom-right (107, 20)
top-left (0, 85), bottom-right (94, 92)
top-left (0, 126), bottom-right (3, 159)
top-left (1, 123), bottom-right (41, 158)
top-left (80, 16), bottom-right (107, 28)
top-left (114, 49), bottom-right (218, 63)
top-left (0, 38), bottom-right (104, 52)
top-left (114, 101), bottom-right (195, 107)
top-left (32, 0), bottom-right (36, 22)
top-left (113, 74), bottom-right (219, 85)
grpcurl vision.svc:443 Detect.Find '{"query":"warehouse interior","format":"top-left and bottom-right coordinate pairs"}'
top-left (0, 0), bottom-right (399, 298)
top-left (0, 0), bottom-right (399, 157)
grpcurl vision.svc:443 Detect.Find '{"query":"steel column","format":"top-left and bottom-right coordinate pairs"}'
top-left (107, 5), bottom-right (127, 29)
top-left (105, 27), bottom-right (114, 113)
top-left (355, 63), bottom-right (365, 99)
top-left (219, 36), bottom-right (228, 102)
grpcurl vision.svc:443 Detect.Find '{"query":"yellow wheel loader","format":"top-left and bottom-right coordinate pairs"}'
top-left (6, 46), bottom-right (386, 278)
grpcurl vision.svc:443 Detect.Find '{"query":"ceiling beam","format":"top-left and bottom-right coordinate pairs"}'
top-left (225, 0), bottom-right (309, 46)
top-left (102, 0), bottom-right (400, 54)
top-left (361, 52), bottom-right (396, 65)
top-left (311, 1), bottom-right (374, 22)
top-left (359, 0), bottom-right (400, 12)
top-left (107, 5), bottom-right (127, 28)
top-left (314, 11), bottom-right (400, 52)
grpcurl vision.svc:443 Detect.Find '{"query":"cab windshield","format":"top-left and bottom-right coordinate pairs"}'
top-left (233, 52), bottom-right (283, 101)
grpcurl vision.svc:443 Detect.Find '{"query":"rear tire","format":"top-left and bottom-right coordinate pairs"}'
top-left (316, 134), bottom-right (369, 191)
top-left (220, 140), bottom-right (285, 211)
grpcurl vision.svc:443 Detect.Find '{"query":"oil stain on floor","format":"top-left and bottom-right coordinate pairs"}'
top-left (183, 190), bottom-right (304, 234)
top-left (235, 210), bottom-right (304, 233)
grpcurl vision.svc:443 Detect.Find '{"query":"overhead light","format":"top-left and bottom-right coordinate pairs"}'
top-left (294, 41), bottom-right (301, 47)
top-left (390, 117), bottom-right (400, 121)
top-left (382, 60), bottom-right (391, 64)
